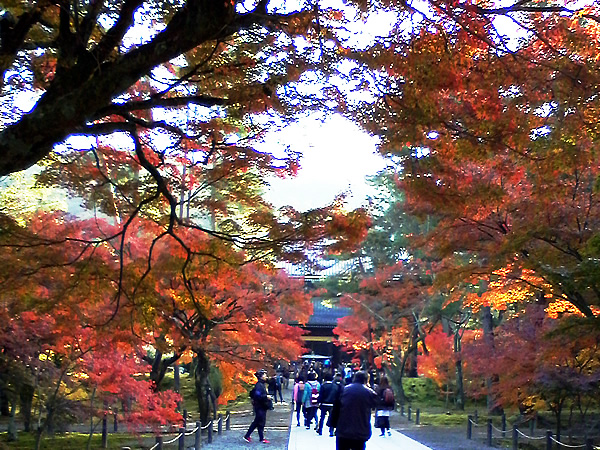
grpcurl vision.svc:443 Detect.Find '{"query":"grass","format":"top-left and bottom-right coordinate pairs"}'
top-left (165, 371), bottom-right (252, 416)
top-left (0, 432), bottom-right (156, 450)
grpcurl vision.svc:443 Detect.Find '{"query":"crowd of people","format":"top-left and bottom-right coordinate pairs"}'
top-left (244, 359), bottom-right (396, 450)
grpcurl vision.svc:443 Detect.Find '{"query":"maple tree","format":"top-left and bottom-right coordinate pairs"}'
top-left (345, 0), bottom-right (600, 319)
top-left (334, 260), bottom-right (434, 404)
top-left (0, 0), bottom-right (377, 430)
top-left (465, 303), bottom-right (600, 438)
top-left (0, 214), bottom-right (185, 446)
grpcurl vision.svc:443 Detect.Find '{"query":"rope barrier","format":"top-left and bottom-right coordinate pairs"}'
top-left (149, 444), bottom-right (159, 450)
top-left (468, 418), bottom-right (483, 427)
top-left (490, 423), bottom-right (504, 433)
top-left (516, 428), bottom-right (546, 440)
top-left (184, 425), bottom-right (199, 436)
top-left (163, 434), bottom-right (182, 444)
top-left (548, 435), bottom-right (587, 448)
top-left (200, 422), bottom-right (211, 430)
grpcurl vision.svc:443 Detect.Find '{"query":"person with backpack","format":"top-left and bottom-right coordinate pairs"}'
top-left (275, 372), bottom-right (284, 403)
top-left (302, 371), bottom-right (321, 430)
top-left (374, 375), bottom-right (395, 437)
top-left (244, 369), bottom-right (272, 444)
top-left (317, 372), bottom-right (341, 436)
top-left (292, 376), bottom-right (306, 427)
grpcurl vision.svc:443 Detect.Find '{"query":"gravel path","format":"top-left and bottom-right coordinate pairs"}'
top-left (194, 402), bottom-right (497, 450)
top-left (1, 399), bottom-right (497, 450)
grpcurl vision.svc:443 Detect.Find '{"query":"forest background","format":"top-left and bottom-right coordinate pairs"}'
top-left (1, 0), bottom-right (600, 448)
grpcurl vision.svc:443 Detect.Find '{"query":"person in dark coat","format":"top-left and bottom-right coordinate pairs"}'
top-left (326, 372), bottom-right (344, 436)
top-left (317, 372), bottom-right (341, 436)
top-left (331, 370), bottom-right (377, 450)
top-left (244, 369), bottom-right (271, 444)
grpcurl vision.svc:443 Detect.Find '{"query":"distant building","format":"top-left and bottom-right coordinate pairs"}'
top-left (302, 297), bottom-right (351, 363)
top-left (279, 258), bottom-right (362, 368)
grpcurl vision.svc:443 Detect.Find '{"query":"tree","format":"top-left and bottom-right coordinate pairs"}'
top-left (334, 261), bottom-right (432, 403)
top-left (466, 303), bottom-right (600, 439)
top-left (0, 1), bottom-right (315, 175)
top-left (347, 0), bottom-right (600, 318)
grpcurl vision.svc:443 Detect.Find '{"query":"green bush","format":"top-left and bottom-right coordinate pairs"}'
top-left (402, 377), bottom-right (439, 404)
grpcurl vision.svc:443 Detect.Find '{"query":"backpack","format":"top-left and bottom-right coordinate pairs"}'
top-left (309, 382), bottom-right (319, 406)
top-left (383, 387), bottom-right (395, 406)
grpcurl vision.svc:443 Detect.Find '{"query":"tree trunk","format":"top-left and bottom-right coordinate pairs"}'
top-left (7, 398), bottom-right (17, 441)
top-left (0, 386), bottom-right (9, 416)
top-left (406, 318), bottom-right (419, 378)
top-left (193, 348), bottom-right (213, 426)
top-left (144, 349), bottom-right (181, 392)
top-left (391, 349), bottom-right (409, 405)
top-left (554, 401), bottom-right (563, 442)
top-left (19, 382), bottom-right (34, 432)
top-left (481, 306), bottom-right (503, 415)
top-left (454, 331), bottom-right (465, 410)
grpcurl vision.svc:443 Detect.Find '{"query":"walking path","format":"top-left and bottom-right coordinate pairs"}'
top-left (287, 413), bottom-right (431, 450)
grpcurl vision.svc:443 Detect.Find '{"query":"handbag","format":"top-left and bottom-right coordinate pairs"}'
top-left (265, 397), bottom-right (274, 410)
top-left (374, 415), bottom-right (383, 428)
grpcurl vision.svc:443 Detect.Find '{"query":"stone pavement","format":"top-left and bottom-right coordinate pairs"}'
top-left (287, 414), bottom-right (432, 450)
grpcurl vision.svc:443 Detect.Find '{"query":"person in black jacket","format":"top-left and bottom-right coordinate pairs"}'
top-left (317, 372), bottom-right (341, 436)
top-left (244, 369), bottom-right (271, 444)
top-left (331, 371), bottom-right (377, 450)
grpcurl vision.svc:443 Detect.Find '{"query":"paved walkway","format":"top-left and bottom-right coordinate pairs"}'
top-left (287, 414), bottom-right (431, 450)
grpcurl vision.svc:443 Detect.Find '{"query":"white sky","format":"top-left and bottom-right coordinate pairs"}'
top-left (262, 114), bottom-right (386, 211)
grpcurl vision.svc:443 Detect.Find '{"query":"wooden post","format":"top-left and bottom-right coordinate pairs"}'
top-left (400, 404), bottom-right (404, 416)
top-left (113, 409), bottom-right (118, 433)
top-left (183, 409), bottom-right (187, 430)
top-left (178, 427), bottom-right (184, 450)
top-left (155, 436), bottom-right (163, 450)
top-left (208, 420), bottom-right (213, 443)
top-left (512, 424), bottom-right (518, 450)
top-left (102, 411), bottom-right (108, 448)
top-left (546, 430), bottom-right (552, 450)
top-left (501, 413), bottom-right (506, 438)
top-left (529, 417), bottom-right (535, 436)
top-left (226, 411), bottom-right (231, 431)
top-left (416, 409), bottom-right (420, 425)
top-left (218, 413), bottom-right (223, 435)
top-left (474, 409), bottom-right (478, 424)
top-left (174, 364), bottom-right (181, 410)
top-left (195, 421), bottom-right (202, 449)
top-left (408, 406), bottom-right (412, 421)
top-left (487, 419), bottom-right (492, 447)
top-left (467, 415), bottom-right (472, 440)
top-left (585, 438), bottom-right (594, 450)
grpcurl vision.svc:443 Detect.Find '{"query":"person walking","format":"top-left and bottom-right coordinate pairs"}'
top-left (302, 371), bottom-right (321, 430)
top-left (317, 372), bottom-right (341, 436)
top-left (292, 376), bottom-right (305, 427)
top-left (374, 375), bottom-right (394, 436)
top-left (331, 370), bottom-right (377, 450)
top-left (267, 373), bottom-right (277, 401)
top-left (275, 372), bottom-right (284, 403)
top-left (244, 369), bottom-right (272, 444)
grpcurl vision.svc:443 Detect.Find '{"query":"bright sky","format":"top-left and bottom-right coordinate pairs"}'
top-left (261, 114), bottom-right (386, 211)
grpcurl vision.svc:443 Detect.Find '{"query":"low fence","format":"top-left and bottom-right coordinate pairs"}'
top-left (398, 404), bottom-right (422, 425)
top-left (466, 412), bottom-right (600, 450)
top-left (100, 410), bottom-right (232, 449)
